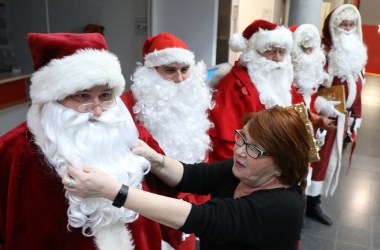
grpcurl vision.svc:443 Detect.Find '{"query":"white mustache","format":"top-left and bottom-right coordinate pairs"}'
top-left (63, 104), bottom-right (127, 126)
top-left (337, 27), bottom-right (356, 35)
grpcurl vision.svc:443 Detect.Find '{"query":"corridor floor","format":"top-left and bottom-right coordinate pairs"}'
top-left (300, 74), bottom-right (380, 250)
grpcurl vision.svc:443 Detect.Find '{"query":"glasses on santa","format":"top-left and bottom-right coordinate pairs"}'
top-left (234, 130), bottom-right (271, 159)
top-left (263, 48), bottom-right (286, 56)
top-left (69, 92), bottom-right (116, 113)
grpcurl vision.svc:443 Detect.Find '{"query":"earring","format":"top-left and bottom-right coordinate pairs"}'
top-left (274, 172), bottom-right (281, 177)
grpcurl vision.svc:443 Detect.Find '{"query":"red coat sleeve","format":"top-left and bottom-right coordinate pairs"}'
top-left (290, 86), bottom-right (305, 105)
top-left (120, 90), bottom-right (138, 121)
top-left (208, 63), bottom-right (265, 162)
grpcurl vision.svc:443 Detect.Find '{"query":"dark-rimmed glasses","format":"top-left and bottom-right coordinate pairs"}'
top-left (234, 130), bottom-right (271, 159)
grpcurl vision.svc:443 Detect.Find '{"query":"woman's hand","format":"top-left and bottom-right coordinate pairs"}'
top-left (132, 139), bottom-right (163, 174)
top-left (132, 139), bottom-right (183, 187)
top-left (62, 165), bottom-right (121, 201)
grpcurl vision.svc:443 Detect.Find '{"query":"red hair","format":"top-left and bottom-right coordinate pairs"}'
top-left (243, 106), bottom-right (310, 189)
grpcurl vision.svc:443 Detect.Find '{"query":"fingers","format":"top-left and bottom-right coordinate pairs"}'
top-left (67, 164), bottom-right (82, 178)
top-left (131, 140), bottom-right (150, 156)
top-left (68, 164), bottom-right (94, 176)
top-left (137, 139), bottom-right (147, 146)
top-left (62, 169), bottom-right (75, 188)
top-left (132, 139), bottom-right (147, 149)
top-left (63, 165), bottom-right (89, 190)
top-left (62, 176), bottom-right (76, 189)
top-left (82, 166), bottom-right (93, 173)
top-left (131, 146), bottom-right (139, 155)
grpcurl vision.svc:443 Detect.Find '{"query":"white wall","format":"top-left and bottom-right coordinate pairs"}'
top-left (238, 0), bottom-right (276, 31)
top-left (228, 0), bottom-right (276, 64)
top-left (357, 0), bottom-right (380, 24)
top-left (150, 0), bottom-right (219, 67)
top-left (288, 0), bottom-right (323, 28)
top-left (48, 0), bottom-right (148, 89)
top-left (0, 104), bottom-right (28, 136)
top-left (10, 0), bottom-right (47, 73)
top-left (3, 0), bottom-right (221, 135)
top-left (3, 0), bottom-right (149, 135)
top-left (320, 2), bottom-right (332, 33)
top-left (10, 0), bottom-right (148, 90)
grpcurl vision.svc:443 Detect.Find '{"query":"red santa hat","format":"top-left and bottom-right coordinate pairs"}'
top-left (290, 24), bottom-right (321, 49)
top-left (229, 19), bottom-right (293, 53)
top-left (143, 32), bottom-right (195, 67)
top-left (28, 32), bottom-right (125, 104)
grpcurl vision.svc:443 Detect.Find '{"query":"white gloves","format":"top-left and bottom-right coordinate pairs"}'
top-left (314, 96), bottom-right (341, 118)
top-left (306, 164), bottom-right (312, 187)
top-left (315, 128), bottom-right (327, 147)
top-left (347, 117), bottom-right (362, 137)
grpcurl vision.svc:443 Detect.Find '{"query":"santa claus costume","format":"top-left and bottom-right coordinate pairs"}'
top-left (290, 24), bottom-right (330, 109)
top-left (121, 34), bottom-right (214, 219)
top-left (309, 4), bottom-right (367, 200)
top-left (0, 33), bottom-right (189, 250)
top-left (122, 32), bottom-right (213, 165)
top-left (208, 20), bottom-right (304, 162)
top-left (290, 23), bottom-right (342, 226)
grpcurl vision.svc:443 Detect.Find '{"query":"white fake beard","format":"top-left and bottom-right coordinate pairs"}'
top-left (329, 28), bottom-right (367, 81)
top-left (292, 47), bottom-right (327, 96)
top-left (244, 51), bottom-right (293, 108)
top-left (131, 63), bottom-right (214, 163)
top-left (38, 99), bottom-right (150, 236)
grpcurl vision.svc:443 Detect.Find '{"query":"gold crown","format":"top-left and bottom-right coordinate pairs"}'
top-left (287, 103), bottom-right (320, 162)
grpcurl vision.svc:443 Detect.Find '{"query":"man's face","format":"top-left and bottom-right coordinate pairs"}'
top-left (301, 46), bottom-right (313, 55)
top-left (155, 62), bottom-right (190, 83)
top-left (59, 85), bottom-right (114, 117)
top-left (338, 20), bottom-right (355, 31)
top-left (39, 84), bottom-right (147, 235)
top-left (258, 47), bottom-right (286, 62)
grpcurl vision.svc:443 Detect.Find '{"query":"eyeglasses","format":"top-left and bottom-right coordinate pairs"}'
top-left (74, 94), bottom-right (116, 113)
top-left (234, 130), bottom-right (271, 159)
top-left (262, 48), bottom-right (287, 57)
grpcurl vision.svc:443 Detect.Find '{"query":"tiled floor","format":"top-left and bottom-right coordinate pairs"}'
top-left (300, 74), bottom-right (380, 250)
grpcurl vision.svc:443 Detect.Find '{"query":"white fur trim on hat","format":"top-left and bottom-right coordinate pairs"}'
top-left (229, 33), bottom-right (248, 52)
top-left (208, 63), bottom-right (232, 88)
top-left (329, 4), bottom-right (362, 41)
top-left (250, 26), bottom-right (293, 53)
top-left (30, 49), bottom-right (125, 104)
top-left (144, 47), bottom-right (195, 67)
top-left (292, 24), bottom-right (321, 50)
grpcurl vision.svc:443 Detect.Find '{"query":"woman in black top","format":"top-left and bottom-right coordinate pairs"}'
top-left (64, 106), bottom-right (310, 249)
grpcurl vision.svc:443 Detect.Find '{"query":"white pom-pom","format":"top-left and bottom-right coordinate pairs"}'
top-left (229, 33), bottom-right (247, 52)
top-left (208, 63), bottom-right (233, 88)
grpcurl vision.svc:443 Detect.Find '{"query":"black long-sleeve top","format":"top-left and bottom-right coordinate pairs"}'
top-left (177, 158), bottom-right (305, 250)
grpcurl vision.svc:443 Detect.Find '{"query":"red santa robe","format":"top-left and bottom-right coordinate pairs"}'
top-left (121, 91), bottom-right (138, 121)
top-left (208, 61), bottom-right (305, 162)
top-left (0, 122), bottom-right (188, 250)
top-left (309, 9), bottom-right (364, 196)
